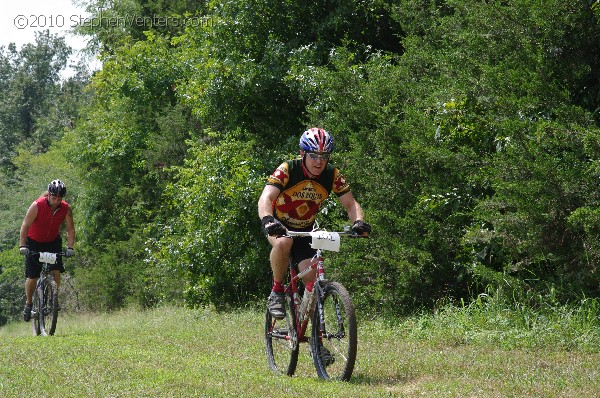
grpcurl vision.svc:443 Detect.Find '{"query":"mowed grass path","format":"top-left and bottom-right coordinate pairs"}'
top-left (0, 306), bottom-right (597, 397)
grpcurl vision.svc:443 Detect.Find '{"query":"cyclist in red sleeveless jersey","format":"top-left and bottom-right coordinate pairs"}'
top-left (19, 180), bottom-right (75, 322)
top-left (258, 128), bottom-right (371, 319)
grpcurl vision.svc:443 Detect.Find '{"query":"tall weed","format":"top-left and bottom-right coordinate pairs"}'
top-left (404, 292), bottom-right (599, 352)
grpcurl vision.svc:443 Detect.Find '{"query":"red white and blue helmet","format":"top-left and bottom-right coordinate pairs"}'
top-left (299, 127), bottom-right (334, 153)
top-left (48, 179), bottom-right (67, 197)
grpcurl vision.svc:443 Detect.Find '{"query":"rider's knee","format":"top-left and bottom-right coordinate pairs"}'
top-left (271, 237), bottom-right (293, 252)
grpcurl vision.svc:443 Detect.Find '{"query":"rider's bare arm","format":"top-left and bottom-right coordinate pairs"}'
top-left (65, 206), bottom-right (75, 249)
top-left (19, 201), bottom-right (38, 247)
top-left (338, 191), bottom-right (365, 223)
top-left (258, 185), bottom-right (281, 219)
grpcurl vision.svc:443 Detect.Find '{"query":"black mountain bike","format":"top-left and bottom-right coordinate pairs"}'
top-left (28, 251), bottom-right (65, 336)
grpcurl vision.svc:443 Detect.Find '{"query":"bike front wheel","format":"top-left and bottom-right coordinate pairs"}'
top-left (264, 294), bottom-right (299, 376)
top-left (31, 286), bottom-right (41, 336)
top-left (36, 278), bottom-right (59, 336)
top-left (311, 281), bottom-right (357, 381)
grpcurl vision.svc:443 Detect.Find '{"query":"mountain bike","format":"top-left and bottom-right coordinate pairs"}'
top-left (27, 251), bottom-right (66, 336)
top-left (264, 226), bottom-right (365, 381)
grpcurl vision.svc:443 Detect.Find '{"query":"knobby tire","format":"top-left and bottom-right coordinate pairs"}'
top-left (264, 293), bottom-right (299, 376)
top-left (33, 277), bottom-right (59, 336)
top-left (310, 281), bottom-right (357, 381)
top-left (32, 287), bottom-right (41, 336)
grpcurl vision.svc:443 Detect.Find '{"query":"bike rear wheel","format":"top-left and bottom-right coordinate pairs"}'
top-left (264, 293), bottom-right (299, 376)
top-left (36, 278), bottom-right (59, 336)
top-left (311, 281), bottom-right (357, 381)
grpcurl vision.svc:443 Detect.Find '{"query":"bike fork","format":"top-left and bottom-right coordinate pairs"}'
top-left (316, 285), bottom-right (327, 339)
top-left (32, 281), bottom-right (43, 318)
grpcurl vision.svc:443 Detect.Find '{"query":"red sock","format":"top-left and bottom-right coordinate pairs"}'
top-left (305, 280), bottom-right (315, 292)
top-left (272, 279), bottom-right (284, 293)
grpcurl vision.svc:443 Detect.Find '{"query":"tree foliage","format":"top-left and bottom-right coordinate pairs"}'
top-left (2, 0), bottom-right (600, 321)
top-left (149, 132), bottom-right (271, 308)
top-left (0, 32), bottom-right (71, 166)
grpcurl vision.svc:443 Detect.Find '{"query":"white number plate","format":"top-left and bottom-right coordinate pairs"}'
top-left (309, 231), bottom-right (340, 252)
top-left (38, 252), bottom-right (57, 264)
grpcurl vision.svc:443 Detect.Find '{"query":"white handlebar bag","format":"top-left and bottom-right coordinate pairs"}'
top-left (309, 231), bottom-right (341, 252)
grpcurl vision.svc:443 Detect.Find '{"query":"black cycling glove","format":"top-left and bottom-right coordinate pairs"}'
top-left (351, 220), bottom-right (372, 235)
top-left (261, 215), bottom-right (287, 237)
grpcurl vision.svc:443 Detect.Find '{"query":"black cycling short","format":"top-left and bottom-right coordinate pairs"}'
top-left (291, 236), bottom-right (317, 265)
top-left (25, 236), bottom-right (65, 279)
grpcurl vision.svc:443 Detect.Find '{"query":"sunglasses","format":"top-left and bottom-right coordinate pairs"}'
top-left (306, 152), bottom-right (331, 161)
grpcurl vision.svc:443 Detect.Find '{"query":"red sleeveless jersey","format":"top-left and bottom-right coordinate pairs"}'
top-left (27, 196), bottom-right (70, 243)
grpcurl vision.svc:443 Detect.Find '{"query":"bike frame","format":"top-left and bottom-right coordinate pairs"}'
top-left (281, 229), bottom-right (356, 349)
top-left (284, 249), bottom-right (324, 343)
top-left (35, 262), bottom-right (55, 298)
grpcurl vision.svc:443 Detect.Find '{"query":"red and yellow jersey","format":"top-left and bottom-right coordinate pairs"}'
top-left (267, 158), bottom-right (351, 230)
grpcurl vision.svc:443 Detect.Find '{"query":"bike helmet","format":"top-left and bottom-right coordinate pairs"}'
top-left (48, 179), bottom-right (67, 197)
top-left (299, 127), bottom-right (334, 153)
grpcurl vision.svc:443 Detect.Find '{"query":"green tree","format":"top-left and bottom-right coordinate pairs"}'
top-left (289, 0), bottom-right (600, 311)
top-left (173, 0), bottom-right (402, 147)
top-left (67, 0), bottom-right (405, 309)
top-left (74, 0), bottom-right (210, 62)
top-left (0, 32), bottom-right (71, 167)
top-left (0, 250), bottom-right (23, 325)
top-left (71, 32), bottom-right (194, 246)
top-left (151, 132), bottom-right (271, 309)
top-left (62, 0), bottom-right (600, 314)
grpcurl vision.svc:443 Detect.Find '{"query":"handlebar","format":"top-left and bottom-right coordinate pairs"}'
top-left (26, 250), bottom-right (67, 256)
top-left (25, 250), bottom-right (73, 263)
top-left (284, 231), bottom-right (365, 238)
top-left (282, 226), bottom-right (369, 239)
top-left (278, 227), bottom-right (368, 252)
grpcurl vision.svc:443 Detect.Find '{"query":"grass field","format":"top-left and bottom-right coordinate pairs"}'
top-left (0, 305), bottom-right (598, 397)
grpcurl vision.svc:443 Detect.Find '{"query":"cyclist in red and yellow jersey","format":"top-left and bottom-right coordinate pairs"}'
top-left (19, 180), bottom-right (75, 322)
top-left (258, 128), bottom-right (371, 319)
